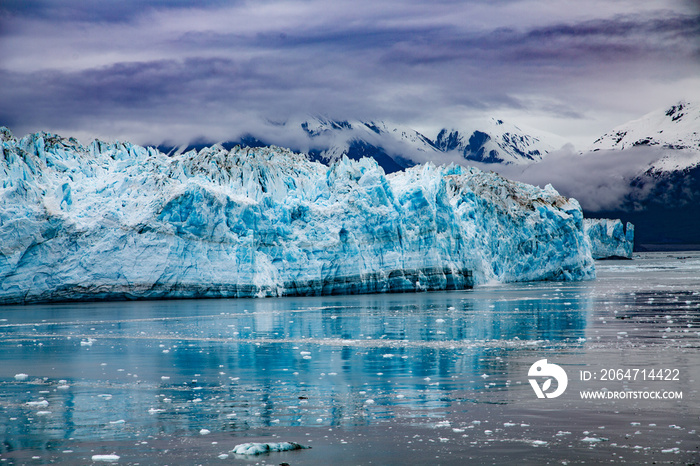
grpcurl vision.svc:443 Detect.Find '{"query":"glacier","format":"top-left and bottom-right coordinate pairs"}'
top-left (584, 218), bottom-right (634, 259)
top-left (0, 128), bottom-right (595, 304)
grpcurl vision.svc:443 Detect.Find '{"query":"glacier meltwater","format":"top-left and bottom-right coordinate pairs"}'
top-left (0, 128), bottom-right (595, 304)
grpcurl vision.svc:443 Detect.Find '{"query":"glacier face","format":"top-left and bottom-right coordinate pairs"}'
top-left (584, 219), bottom-right (634, 259)
top-left (0, 128), bottom-right (594, 304)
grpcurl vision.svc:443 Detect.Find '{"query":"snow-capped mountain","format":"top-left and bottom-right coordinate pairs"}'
top-left (158, 115), bottom-right (562, 173)
top-left (590, 100), bottom-right (700, 173)
top-left (297, 117), bottom-right (440, 172)
top-left (582, 100), bottom-right (700, 249)
top-left (433, 117), bottom-right (555, 164)
top-left (591, 100), bottom-right (700, 153)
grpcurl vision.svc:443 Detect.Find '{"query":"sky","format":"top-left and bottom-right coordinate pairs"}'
top-left (1, 0), bottom-right (699, 149)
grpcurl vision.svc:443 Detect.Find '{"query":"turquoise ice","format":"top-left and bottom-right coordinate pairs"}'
top-left (0, 128), bottom-right (595, 304)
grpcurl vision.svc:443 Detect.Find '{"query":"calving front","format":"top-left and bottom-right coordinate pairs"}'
top-left (0, 128), bottom-right (595, 304)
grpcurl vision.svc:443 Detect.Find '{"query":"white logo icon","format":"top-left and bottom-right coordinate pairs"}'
top-left (528, 359), bottom-right (568, 399)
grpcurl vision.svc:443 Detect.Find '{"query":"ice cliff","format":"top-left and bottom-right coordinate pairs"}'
top-left (0, 128), bottom-right (595, 304)
top-left (584, 218), bottom-right (634, 259)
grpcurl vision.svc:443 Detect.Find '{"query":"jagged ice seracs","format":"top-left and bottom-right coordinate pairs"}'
top-left (0, 127), bottom-right (596, 304)
top-left (584, 218), bottom-right (634, 259)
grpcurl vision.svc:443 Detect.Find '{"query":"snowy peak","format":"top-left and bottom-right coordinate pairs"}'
top-left (157, 115), bottom-right (560, 174)
top-left (294, 115), bottom-right (556, 170)
top-left (590, 100), bottom-right (700, 153)
top-left (291, 116), bottom-right (440, 172)
top-left (298, 116), bottom-right (438, 153)
top-left (433, 118), bottom-right (553, 165)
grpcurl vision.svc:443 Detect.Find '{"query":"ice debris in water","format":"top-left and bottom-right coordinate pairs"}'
top-left (91, 454), bottom-right (120, 462)
top-left (14, 373), bottom-right (28, 381)
top-left (231, 442), bottom-right (310, 455)
top-left (0, 128), bottom-right (596, 304)
top-left (581, 436), bottom-right (607, 443)
top-left (26, 400), bottom-right (49, 408)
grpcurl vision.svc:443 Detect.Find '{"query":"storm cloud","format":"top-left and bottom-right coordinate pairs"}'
top-left (1, 0), bottom-right (699, 146)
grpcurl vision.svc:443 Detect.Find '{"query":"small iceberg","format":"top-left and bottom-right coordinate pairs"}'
top-left (26, 400), bottom-right (49, 408)
top-left (91, 454), bottom-right (120, 462)
top-left (231, 442), bottom-right (310, 455)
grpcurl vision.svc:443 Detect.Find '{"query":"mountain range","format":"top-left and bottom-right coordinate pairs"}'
top-left (158, 116), bottom-right (562, 173)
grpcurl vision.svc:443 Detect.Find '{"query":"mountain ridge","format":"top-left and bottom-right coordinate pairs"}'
top-left (156, 115), bottom-right (562, 173)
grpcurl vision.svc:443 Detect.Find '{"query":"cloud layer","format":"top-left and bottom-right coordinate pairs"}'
top-left (483, 145), bottom-right (677, 211)
top-left (1, 0), bottom-right (699, 147)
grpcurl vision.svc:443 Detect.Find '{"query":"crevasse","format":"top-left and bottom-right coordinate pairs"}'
top-left (0, 128), bottom-right (595, 304)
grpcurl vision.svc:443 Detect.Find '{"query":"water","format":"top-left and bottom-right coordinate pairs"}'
top-left (0, 252), bottom-right (698, 464)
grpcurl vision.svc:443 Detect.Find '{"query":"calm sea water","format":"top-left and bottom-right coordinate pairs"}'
top-left (1, 252), bottom-right (698, 464)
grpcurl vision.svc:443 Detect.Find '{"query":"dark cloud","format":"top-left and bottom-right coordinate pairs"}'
top-left (0, 1), bottom-right (699, 146)
top-left (0, 0), bottom-right (235, 23)
top-left (383, 13), bottom-right (700, 66)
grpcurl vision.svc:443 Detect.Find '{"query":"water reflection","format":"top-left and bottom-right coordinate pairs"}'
top-left (0, 285), bottom-right (592, 450)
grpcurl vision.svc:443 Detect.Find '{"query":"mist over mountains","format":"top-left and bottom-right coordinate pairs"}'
top-left (157, 115), bottom-right (562, 173)
top-left (465, 100), bottom-right (700, 249)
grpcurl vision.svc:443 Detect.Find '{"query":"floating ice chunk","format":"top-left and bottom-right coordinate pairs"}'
top-left (148, 408), bottom-right (164, 414)
top-left (434, 420), bottom-right (451, 428)
top-left (217, 453), bottom-right (229, 459)
top-left (109, 420), bottom-right (125, 425)
top-left (661, 447), bottom-right (680, 453)
top-left (581, 436), bottom-right (606, 443)
top-left (530, 440), bottom-right (548, 446)
top-left (230, 442), bottom-right (310, 455)
top-left (91, 454), bottom-right (120, 462)
top-left (200, 429), bottom-right (211, 435)
top-left (14, 373), bottom-right (29, 381)
top-left (35, 411), bottom-right (51, 416)
top-left (26, 400), bottom-right (49, 408)
top-left (81, 338), bottom-right (96, 346)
